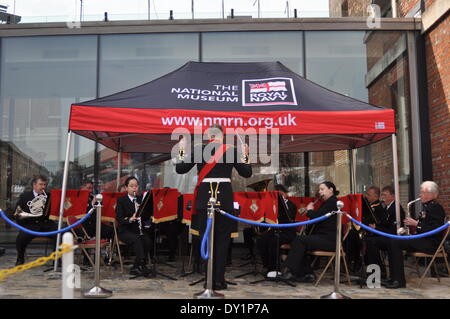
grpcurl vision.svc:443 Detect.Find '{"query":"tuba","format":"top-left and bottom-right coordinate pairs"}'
top-left (397, 198), bottom-right (421, 235)
top-left (246, 179), bottom-right (273, 235)
top-left (14, 190), bottom-right (49, 221)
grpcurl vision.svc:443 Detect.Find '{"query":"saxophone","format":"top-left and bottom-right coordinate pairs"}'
top-left (397, 198), bottom-right (421, 235)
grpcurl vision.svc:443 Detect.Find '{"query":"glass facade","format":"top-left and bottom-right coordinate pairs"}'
top-left (0, 29), bottom-right (415, 243)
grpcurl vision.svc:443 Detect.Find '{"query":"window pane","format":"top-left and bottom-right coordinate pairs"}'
top-left (202, 31), bottom-right (303, 75)
top-left (0, 35), bottom-right (97, 237)
top-left (98, 33), bottom-right (199, 191)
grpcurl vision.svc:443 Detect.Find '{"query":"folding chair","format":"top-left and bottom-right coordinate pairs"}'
top-left (109, 220), bottom-right (127, 273)
top-left (409, 226), bottom-right (450, 287)
top-left (309, 223), bottom-right (352, 287)
top-left (67, 216), bottom-right (110, 268)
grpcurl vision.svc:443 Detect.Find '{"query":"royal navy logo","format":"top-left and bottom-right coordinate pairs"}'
top-left (242, 77), bottom-right (297, 106)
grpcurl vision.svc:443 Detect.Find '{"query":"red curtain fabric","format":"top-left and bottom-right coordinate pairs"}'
top-left (49, 189), bottom-right (90, 221)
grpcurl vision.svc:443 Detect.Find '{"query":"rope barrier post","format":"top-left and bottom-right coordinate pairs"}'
top-left (194, 197), bottom-right (224, 299)
top-left (83, 194), bottom-right (112, 298)
top-left (321, 201), bottom-right (351, 299)
top-left (62, 232), bottom-right (74, 299)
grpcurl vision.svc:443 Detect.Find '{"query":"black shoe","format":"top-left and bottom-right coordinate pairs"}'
top-left (385, 280), bottom-right (406, 289)
top-left (381, 279), bottom-right (393, 287)
top-left (280, 267), bottom-right (294, 280)
top-left (214, 282), bottom-right (228, 290)
top-left (15, 257), bottom-right (25, 266)
top-left (129, 264), bottom-right (143, 276)
top-left (297, 273), bottom-right (316, 283)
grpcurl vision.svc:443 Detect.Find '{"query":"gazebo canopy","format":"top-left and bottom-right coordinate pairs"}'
top-left (69, 61), bottom-right (395, 153)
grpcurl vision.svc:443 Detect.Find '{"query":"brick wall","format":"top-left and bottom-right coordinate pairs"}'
top-left (424, 13), bottom-right (450, 211)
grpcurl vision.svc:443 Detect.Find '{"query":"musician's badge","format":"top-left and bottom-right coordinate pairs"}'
top-left (64, 198), bottom-right (72, 211)
top-left (250, 200), bottom-right (259, 214)
top-left (419, 210), bottom-right (426, 219)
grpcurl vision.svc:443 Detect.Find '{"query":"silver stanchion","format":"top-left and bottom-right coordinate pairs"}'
top-left (321, 200), bottom-right (351, 299)
top-left (62, 232), bottom-right (74, 299)
top-left (83, 194), bottom-right (113, 298)
top-left (194, 197), bottom-right (224, 299)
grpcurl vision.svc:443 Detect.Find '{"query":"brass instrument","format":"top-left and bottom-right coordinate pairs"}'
top-left (397, 197), bottom-right (420, 235)
top-left (14, 190), bottom-right (49, 221)
top-left (246, 179), bottom-right (273, 235)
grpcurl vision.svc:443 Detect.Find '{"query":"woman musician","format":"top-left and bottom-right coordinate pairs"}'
top-left (115, 176), bottom-right (153, 277)
top-left (280, 181), bottom-right (339, 283)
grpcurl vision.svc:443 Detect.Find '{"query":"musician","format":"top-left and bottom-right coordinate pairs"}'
top-left (363, 185), bottom-right (405, 277)
top-left (80, 180), bottom-right (114, 240)
top-left (14, 175), bottom-right (57, 266)
top-left (115, 176), bottom-right (153, 277)
top-left (280, 181), bottom-right (339, 283)
top-left (256, 184), bottom-right (296, 275)
top-left (175, 124), bottom-right (252, 290)
top-left (384, 181), bottom-right (446, 288)
top-left (345, 186), bottom-right (385, 273)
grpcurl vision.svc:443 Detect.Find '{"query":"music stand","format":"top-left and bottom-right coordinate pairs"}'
top-left (143, 189), bottom-right (178, 281)
top-left (250, 192), bottom-right (296, 287)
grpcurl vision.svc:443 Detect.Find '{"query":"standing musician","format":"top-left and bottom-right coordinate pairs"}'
top-left (280, 181), bottom-right (339, 283)
top-left (256, 184), bottom-right (297, 275)
top-left (365, 185), bottom-right (405, 278)
top-left (80, 180), bottom-right (114, 240)
top-left (14, 175), bottom-right (57, 266)
top-left (384, 181), bottom-right (446, 288)
top-left (175, 124), bottom-right (252, 290)
top-left (115, 176), bottom-right (153, 277)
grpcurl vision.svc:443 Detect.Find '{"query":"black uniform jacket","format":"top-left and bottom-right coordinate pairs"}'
top-left (306, 195), bottom-right (338, 240)
top-left (116, 194), bottom-right (143, 234)
top-left (378, 202), bottom-right (405, 235)
top-left (15, 191), bottom-right (51, 225)
top-left (416, 200), bottom-right (446, 246)
top-left (175, 142), bottom-right (252, 212)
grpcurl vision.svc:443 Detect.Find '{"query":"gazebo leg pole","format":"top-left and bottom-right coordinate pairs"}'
top-left (54, 130), bottom-right (73, 272)
top-left (116, 150), bottom-right (122, 191)
top-left (391, 134), bottom-right (401, 233)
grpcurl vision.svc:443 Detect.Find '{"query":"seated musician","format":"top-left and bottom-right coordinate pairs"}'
top-left (256, 184), bottom-right (297, 276)
top-left (14, 175), bottom-right (57, 266)
top-left (384, 181), bottom-right (446, 288)
top-left (344, 186), bottom-right (385, 273)
top-left (280, 181), bottom-right (339, 283)
top-left (115, 176), bottom-right (153, 277)
top-left (364, 185), bottom-right (405, 278)
top-left (79, 180), bottom-right (114, 240)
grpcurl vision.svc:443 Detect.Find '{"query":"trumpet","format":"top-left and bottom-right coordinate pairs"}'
top-left (397, 198), bottom-right (421, 235)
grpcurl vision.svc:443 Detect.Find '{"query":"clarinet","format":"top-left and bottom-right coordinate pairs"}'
top-left (133, 191), bottom-right (144, 236)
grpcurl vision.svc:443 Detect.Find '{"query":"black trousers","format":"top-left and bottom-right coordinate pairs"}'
top-left (118, 230), bottom-right (152, 265)
top-left (243, 227), bottom-right (255, 256)
top-left (16, 220), bottom-right (57, 259)
top-left (364, 236), bottom-right (390, 273)
top-left (387, 238), bottom-right (436, 285)
top-left (197, 208), bottom-right (234, 284)
top-left (344, 228), bottom-right (362, 266)
top-left (155, 220), bottom-right (184, 256)
top-left (257, 230), bottom-right (296, 271)
top-left (284, 234), bottom-right (335, 277)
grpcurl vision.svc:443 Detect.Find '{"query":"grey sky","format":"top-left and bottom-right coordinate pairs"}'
top-left (2, 0), bottom-right (329, 20)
